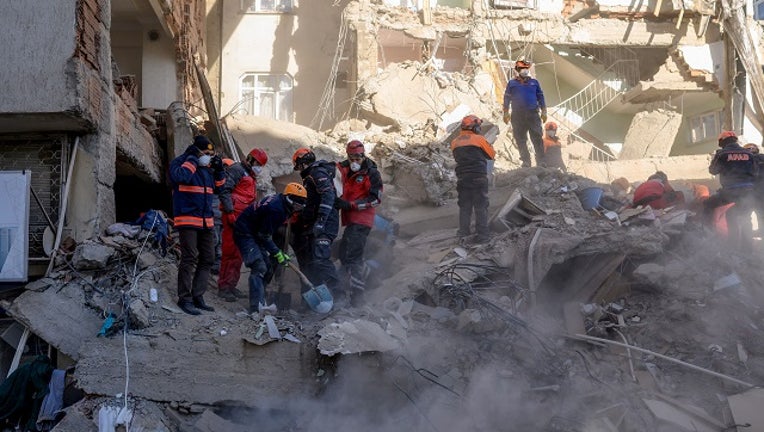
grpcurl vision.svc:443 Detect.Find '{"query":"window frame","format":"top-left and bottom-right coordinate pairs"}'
top-left (237, 72), bottom-right (294, 122)
top-left (688, 110), bottom-right (721, 144)
top-left (241, 0), bottom-right (294, 13)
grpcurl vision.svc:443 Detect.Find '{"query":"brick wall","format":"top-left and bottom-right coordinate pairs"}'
top-left (74, 0), bottom-right (102, 72)
top-left (157, 0), bottom-right (206, 109)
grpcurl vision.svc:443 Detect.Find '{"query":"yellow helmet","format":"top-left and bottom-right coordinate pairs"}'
top-left (283, 182), bottom-right (307, 199)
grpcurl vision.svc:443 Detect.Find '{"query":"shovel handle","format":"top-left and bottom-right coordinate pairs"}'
top-left (287, 261), bottom-right (314, 288)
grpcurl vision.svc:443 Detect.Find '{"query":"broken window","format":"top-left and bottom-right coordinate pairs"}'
top-left (238, 73), bottom-right (294, 122)
top-left (689, 111), bottom-right (721, 143)
top-left (242, 0), bottom-right (293, 13)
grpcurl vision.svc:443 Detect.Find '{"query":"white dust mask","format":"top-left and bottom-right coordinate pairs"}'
top-left (547, 131), bottom-right (556, 138)
top-left (252, 166), bottom-right (263, 175)
top-left (198, 155), bottom-right (212, 166)
top-left (519, 69), bottom-right (530, 77)
top-left (350, 162), bottom-right (362, 172)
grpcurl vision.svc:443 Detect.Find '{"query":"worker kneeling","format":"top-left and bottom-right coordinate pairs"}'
top-left (234, 183), bottom-right (308, 315)
top-left (632, 171), bottom-right (684, 210)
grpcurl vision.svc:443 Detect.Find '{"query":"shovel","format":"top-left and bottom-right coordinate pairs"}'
top-left (287, 262), bottom-right (333, 313)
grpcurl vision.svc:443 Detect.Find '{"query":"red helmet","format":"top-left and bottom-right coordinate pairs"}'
top-left (718, 130), bottom-right (737, 144)
top-left (292, 147), bottom-right (315, 170)
top-left (545, 121), bottom-right (558, 130)
top-left (515, 59), bottom-right (532, 70)
top-left (346, 140), bottom-right (365, 156)
top-left (247, 148), bottom-right (268, 166)
top-left (460, 115), bottom-right (482, 131)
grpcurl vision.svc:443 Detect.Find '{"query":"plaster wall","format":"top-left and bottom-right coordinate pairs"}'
top-left (219, 2), bottom-right (351, 125)
top-left (678, 42), bottom-right (724, 83)
top-left (141, 32), bottom-right (178, 109)
top-left (0, 1), bottom-right (77, 113)
top-left (111, 29), bottom-right (143, 96)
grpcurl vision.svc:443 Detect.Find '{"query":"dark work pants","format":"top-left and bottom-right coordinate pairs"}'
top-left (339, 224), bottom-right (372, 290)
top-left (235, 235), bottom-right (274, 312)
top-left (457, 179), bottom-right (489, 238)
top-left (544, 146), bottom-right (566, 172)
top-left (177, 228), bottom-right (215, 303)
top-left (511, 109), bottom-right (544, 166)
top-left (291, 230), bottom-right (340, 295)
top-left (704, 187), bottom-right (754, 253)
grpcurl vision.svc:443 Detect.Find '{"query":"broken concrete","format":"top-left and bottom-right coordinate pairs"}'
top-left (71, 240), bottom-right (116, 270)
top-left (619, 109), bottom-right (684, 160)
top-left (318, 319), bottom-right (400, 356)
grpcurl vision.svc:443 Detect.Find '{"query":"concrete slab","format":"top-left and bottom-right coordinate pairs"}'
top-left (75, 333), bottom-right (316, 405)
top-left (728, 388), bottom-right (764, 431)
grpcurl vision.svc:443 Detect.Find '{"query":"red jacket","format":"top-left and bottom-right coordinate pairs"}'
top-left (337, 159), bottom-right (383, 228)
top-left (219, 162), bottom-right (257, 215)
top-left (632, 179), bottom-right (677, 209)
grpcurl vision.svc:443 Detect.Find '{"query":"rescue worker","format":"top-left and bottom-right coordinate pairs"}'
top-left (743, 143), bottom-right (764, 229)
top-left (705, 131), bottom-right (757, 252)
top-left (169, 135), bottom-right (226, 315)
top-left (502, 58), bottom-right (547, 168)
top-left (216, 149), bottom-right (269, 302)
top-left (291, 148), bottom-right (341, 301)
top-left (234, 183), bottom-right (307, 315)
top-left (335, 140), bottom-right (383, 296)
top-left (451, 115), bottom-right (496, 243)
top-left (631, 171), bottom-right (684, 210)
top-left (542, 121), bottom-right (566, 171)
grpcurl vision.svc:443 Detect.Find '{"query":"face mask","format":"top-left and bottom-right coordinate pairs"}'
top-left (350, 162), bottom-right (362, 172)
top-left (198, 154), bottom-right (212, 166)
top-left (547, 131), bottom-right (556, 138)
top-left (252, 166), bottom-right (262, 175)
top-left (519, 69), bottom-right (530, 78)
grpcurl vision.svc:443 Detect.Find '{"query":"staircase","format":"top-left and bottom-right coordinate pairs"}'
top-left (547, 47), bottom-right (641, 161)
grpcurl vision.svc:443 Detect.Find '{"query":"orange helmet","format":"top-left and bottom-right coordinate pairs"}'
top-left (283, 182), bottom-right (307, 199)
top-left (744, 143), bottom-right (760, 154)
top-left (460, 115), bottom-right (482, 131)
top-left (247, 148), bottom-right (268, 166)
top-left (346, 140), bottom-right (365, 156)
top-left (222, 158), bottom-right (235, 167)
top-left (292, 148), bottom-right (315, 170)
top-left (718, 130), bottom-right (737, 146)
top-left (515, 59), bottom-right (532, 70)
top-left (545, 121), bottom-right (558, 131)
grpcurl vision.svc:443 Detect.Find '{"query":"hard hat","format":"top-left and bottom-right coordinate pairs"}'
top-left (718, 130), bottom-right (737, 144)
top-left (247, 148), bottom-right (268, 166)
top-left (545, 121), bottom-right (558, 130)
top-left (460, 115), bottom-right (482, 131)
top-left (283, 182), bottom-right (308, 199)
top-left (346, 140), bottom-right (365, 156)
top-left (222, 158), bottom-right (235, 167)
top-left (515, 59), bottom-right (532, 70)
top-left (292, 148), bottom-right (315, 170)
top-left (648, 171), bottom-right (668, 183)
top-left (744, 143), bottom-right (760, 154)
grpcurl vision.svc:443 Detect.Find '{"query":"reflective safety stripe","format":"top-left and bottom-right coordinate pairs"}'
top-left (215, 179), bottom-right (226, 187)
top-left (181, 161), bottom-right (197, 173)
top-left (178, 185), bottom-right (207, 194)
top-left (174, 216), bottom-right (214, 228)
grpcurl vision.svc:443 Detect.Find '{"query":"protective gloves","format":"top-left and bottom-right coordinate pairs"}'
top-left (210, 155), bottom-right (224, 172)
top-left (312, 221), bottom-right (325, 238)
top-left (334, 198), bottom-right (352, 211)
top-left (274, 250), bottom-right (290, 266)
top-left (503, 112), bottom-right (511, 124)
top-left (540, 111), bottom-right (548, 123)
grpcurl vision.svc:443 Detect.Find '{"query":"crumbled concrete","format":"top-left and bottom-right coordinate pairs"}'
top-left (619, 109), bottom-right (684, 160)
top-left (317, 319), bottom-right (400, 355)
top-left (72, 240), bottom-right (117, 270)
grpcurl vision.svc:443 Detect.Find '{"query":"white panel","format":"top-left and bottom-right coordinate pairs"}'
top-left (0, 171), bottom-right (30, 282)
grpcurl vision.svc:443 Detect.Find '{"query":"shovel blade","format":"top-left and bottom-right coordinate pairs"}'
top-left (302, 284), bottom-right (334, 313)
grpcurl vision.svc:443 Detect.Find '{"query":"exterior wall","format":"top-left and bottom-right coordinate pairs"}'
top-left (219, 1), bottom-right (351, 126)
top-left (141, 32), bottom-right (178, 109)
top-left (568, 154), bottom-right (713, 184)
top-left (0, 1), bottom-right (78, 114)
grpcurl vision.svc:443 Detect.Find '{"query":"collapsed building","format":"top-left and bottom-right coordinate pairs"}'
top-left (2, 0), bottom-right (764, 431)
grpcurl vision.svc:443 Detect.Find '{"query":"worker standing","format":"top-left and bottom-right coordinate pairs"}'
top-left (451, 115), bottom-right (496, 244)
top-left (216, 149), bottom-right (269, 302)
top-left (169, 135), bottom-right (226, 315)
top-left (502, 58), bottom-right (547, 168)
top-left (291, 148), bottom-right (342, 302)
top-left (234, 183), bottom-right (307, 315)
top-left (744, 143), bottom-right (764, 230)
top-left (542, 122), bottom-right (566, 172)
top-left (335, 140), bottom-right (383, 297)
top-left (706, 131), bottom-right (757, 252)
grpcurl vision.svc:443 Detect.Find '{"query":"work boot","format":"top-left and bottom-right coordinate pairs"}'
top-left (231, 288), bottom-right (247, 299)
top-left (193, 296), bottom-right (215, 312)
top-left (473, 235), bottom-right (490, 244)
top-left (217, 290), bottom-right (237, 303)
top-left (177, 300), bottom-right (201, 316)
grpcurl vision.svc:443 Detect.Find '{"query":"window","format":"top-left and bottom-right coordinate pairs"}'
top-left (238, 73), bottom-right (294, 122)
top-left (756, 0), bottom-right (764, 20)
top-left (689, 111), bottom-right (721, 143)
top-left (242, 0), bottom-right (293, 13)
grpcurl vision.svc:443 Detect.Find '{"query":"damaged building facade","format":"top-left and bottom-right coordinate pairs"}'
top-left (0, 0), bottom-right (205, 279)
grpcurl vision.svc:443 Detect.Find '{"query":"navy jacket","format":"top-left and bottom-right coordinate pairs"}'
top-left (451, 130), bottom-right (496, 183)
top-left (503, 78), bottom-right (546, 112)
top-left (234, 194), bottom-right (290, 255)
top-left (169, 146), bottom-right (226, 229)
top-left (709, 142), bottom-right (757, 188)
top-left (298, 160), bottom-right (339, 238)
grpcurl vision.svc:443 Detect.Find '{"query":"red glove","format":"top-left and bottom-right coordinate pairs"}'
top-left (224, 212), bottom-right (238, 226)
